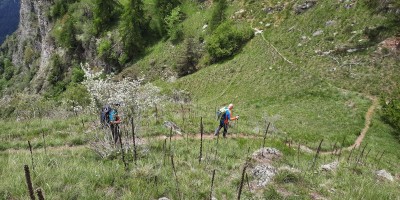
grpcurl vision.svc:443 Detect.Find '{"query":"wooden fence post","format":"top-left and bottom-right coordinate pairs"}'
top-left (311, 139), bottom-right (323, 169)
top-left (28, 141), bottom-right (35, 171)
top-left (263, 122), bottom-right (270, 150)
top-left (210, 169), bottom-right (216, 200)
top-left (36, 188), bottom-right (45, 200)
top-left (199, 117), bottom-right (204, 164)
top-left (24, 165), bottom-right (35, 200)
top-left (131, 118), bottom-right (137, 165)
top-left (237, 163), bottom-right (248, 200)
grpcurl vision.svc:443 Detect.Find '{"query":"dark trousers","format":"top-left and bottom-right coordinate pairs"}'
top-left (110, 124), bottom-right (120, 144)
top-left (215, 120), bottom-right (228, 137)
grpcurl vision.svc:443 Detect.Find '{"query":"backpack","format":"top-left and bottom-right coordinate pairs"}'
top-left (216, 107), bottom-right (228, 120)
top-left (100, 105), bottom-right (111, 125)
top-left (109, 109), bottom-right (117, 122)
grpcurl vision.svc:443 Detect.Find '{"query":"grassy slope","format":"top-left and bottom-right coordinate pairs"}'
top-left (1, 0), bottom-right (400, 199)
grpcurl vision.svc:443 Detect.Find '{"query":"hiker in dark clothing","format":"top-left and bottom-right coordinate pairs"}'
top-left (109, 103), bottom-right (121, 144)
top-left (214, 103), bottom-right (239, 138)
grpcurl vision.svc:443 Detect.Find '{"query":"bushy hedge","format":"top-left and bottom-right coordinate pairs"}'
top-left (206, 21), bottom-right (253, 62)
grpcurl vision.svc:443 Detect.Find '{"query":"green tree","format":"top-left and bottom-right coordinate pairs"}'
top-left (154, 0), bottom-right (180, 36)
top-left (48, 54), bottom-right (64, 85)
top-left (208, 0), bottom-right (227, 32)
top-left (176, 38), bottom-right (200, 77)
top-left (71, 66), bottom-right (85, 83)
top-left (58, 17), bottom-right (77, 51)
top-left (93, 0), bottom-right (121, 34)
top-left (3, 58), bottom-right (14, 81)
top-left (165, 6), bottom-right (184, 42)
top-left (119, 0), bottom-right (148, 60)
top-left (206, 21), bottom-right (253, 62)
top-left (382, 89), bottom-right (400, 138)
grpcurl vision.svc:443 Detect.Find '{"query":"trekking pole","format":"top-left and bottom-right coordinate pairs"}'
top-left (237, 117), bottom-right (239, 136)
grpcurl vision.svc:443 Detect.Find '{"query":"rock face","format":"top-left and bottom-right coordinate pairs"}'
top-left (375, 170), bottom-right (394, 182)
top-left (10, 0), bottom-right (54, 93)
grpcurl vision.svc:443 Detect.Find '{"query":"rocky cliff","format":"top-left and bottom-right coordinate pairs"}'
top-left (8, 0), bottom-right (54, 93)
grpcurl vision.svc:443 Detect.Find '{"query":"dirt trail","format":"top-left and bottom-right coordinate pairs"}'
top-left (5, 133), bottom-right (263, 154)
top-left (6, 96), bottom-right (378, 155)
top-left (294, 95), bottom-right (379, 155)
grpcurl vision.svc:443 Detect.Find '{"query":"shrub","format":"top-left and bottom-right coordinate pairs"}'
top-left (61, 83), bottom-right (91, 107)
top-left (176, 38), bottom-right (202, 77)
top-left (93, 0), bottom-right (121, 34)
top-left (165, 6), bottom-right (184, 42)
top-left (71, 66), bottom-right (85, 83)
top-left (206, 21), bottom-right (253, 62)
top-left (48, 54), bottom-right (64, 85)
top-left (154, 0), bottom-right (180, 36)
top-left (3, 58), bottom-right (14, 80)
top-left (382, 91), bottom-right (400, 137)
top-left (208, 0), bottom-right (227, 32)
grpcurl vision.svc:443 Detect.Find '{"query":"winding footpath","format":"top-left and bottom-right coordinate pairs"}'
top-left (296, 95), bottom-right (378, 154)
top-left (7, 96), bottom-right (378, 155)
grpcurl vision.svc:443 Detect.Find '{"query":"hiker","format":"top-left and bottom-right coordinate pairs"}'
top-left (100, 104), bottom-right (111, 128)
top-left (101, 103), bottom-right (122, 143)
top-left (214, 103), bottom-right (239, 138)
top-left (109, 103), bottom-right (121, 144)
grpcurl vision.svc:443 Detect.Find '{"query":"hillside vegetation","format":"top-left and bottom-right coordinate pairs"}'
top-left (0, 0), bottom-right (400, 199)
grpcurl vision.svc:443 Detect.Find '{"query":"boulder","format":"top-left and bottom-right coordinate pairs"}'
top-left (252, 164), bottom-right (277, 187)
top-left (375, 170), bottom-right (394, 182)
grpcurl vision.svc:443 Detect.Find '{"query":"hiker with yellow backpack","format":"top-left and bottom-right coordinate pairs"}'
top-left (214, 104), bottom-right (239, 138)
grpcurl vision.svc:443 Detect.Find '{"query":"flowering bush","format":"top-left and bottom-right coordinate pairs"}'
top-left (81, 63), bottom-right (163, 118)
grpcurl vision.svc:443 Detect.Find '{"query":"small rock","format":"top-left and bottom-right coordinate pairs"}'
top-left (202, 24), bottom-right (208, 30)
top-left (294, 1), bottom-right (317, 14)
top-left (158, 197), bottom-right (170, 200)
top-left (325, 20), bottom-right (336, 26)
top-left (252, 147), bottom-right (281, 158)
top-left (263, 7), bottom-right (275, 14)
top-left (265, 23), bottom-right (271, 27)
top-left (254, 28), bottom-right (263, 35)
top-left (346, 48), bottom-right (358, 53)
top-left (234, 9), bottom-right (246, 19)
top-left (320, 161), bottom-right (339, 171)
top-left (313, 30), bottom-right (324, 37)
top-left (375, 170), bottom-right (394, 182)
